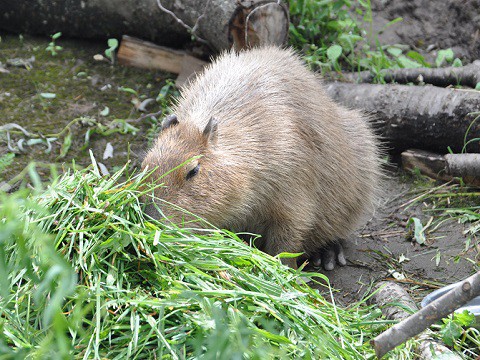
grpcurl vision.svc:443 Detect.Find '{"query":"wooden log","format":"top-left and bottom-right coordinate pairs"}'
top-left (401, 149), bottom-right (450, 181)
top-left (341, 61), bottom-right (480, 89)
top-left (401, 149), bottom-right (480, 186)
top-left (0, 0), bottom-right (289, 52)
top-left (445, 153), bottom-right (480, 178)
top-left (117, 36), bottom-right (207, 87)
top-left (325, 82), bottom-right (480, 153)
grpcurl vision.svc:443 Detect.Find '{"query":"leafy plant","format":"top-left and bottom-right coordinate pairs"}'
top-left (289, 0), bottom-right (361, 71)
top-left (45, 32), bottom-right (63, 56)
top-left (156, 79), bottom-right (178, 111)
top-left (288, 0), bottom-right (420, 75)
top-left (289, 0), bottom-right (467, 80)
top-left (439, 311), bottom-right (478, 353)
top-left (406, 217), bottom-right (427, 245)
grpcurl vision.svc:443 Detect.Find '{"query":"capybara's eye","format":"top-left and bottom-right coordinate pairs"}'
top-left (186, 164), bottom-right (200, 180)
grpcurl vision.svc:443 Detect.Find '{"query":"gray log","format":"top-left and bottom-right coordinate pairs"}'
top-left (325, 82), bottom-right (480, 153)
top-left (0, 0), bottom-right (288, 52)
top-left (341, 61), bottom-right (480, 89)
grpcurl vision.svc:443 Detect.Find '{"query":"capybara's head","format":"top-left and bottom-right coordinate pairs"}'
top-left (142, 114), bottom-right (244, 227)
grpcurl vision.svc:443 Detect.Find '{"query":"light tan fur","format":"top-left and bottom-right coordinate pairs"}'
top-left (142, 46), bottom-right (382, 268)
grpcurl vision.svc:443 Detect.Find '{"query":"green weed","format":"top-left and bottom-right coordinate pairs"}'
top-left (289, 0), bottom-right (453, 79)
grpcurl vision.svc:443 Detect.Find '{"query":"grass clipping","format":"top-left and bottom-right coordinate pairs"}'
top-left (0, 163), bottom-right (381, 359)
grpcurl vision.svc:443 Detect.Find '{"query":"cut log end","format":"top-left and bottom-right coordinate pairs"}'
top-left (401, 149), bottom-right (480, 186)
top-left (401, 149), bottom-right (449, 181)
top-left (228, 1), bottom-right (289, 50)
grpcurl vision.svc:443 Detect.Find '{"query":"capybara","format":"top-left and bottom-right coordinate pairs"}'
top-left (142, 46), bottom-right (382, 270)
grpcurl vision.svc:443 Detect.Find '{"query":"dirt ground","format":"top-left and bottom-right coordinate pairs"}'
top-left (316, 172), bottom-right (479, 305)
top-left (1, 0), bottom-right (480, 307)
top-left (369, 0), bottom-right (480, 63)
top-left (0, 33), bottom-right (164, 183)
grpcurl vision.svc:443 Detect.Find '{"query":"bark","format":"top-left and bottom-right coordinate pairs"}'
top-left (325, 82), bottom-right (480, 153)
top-left (371, 272), bottom-right (480, 359)
top-left (445, 153), bottom-right (480, 178)
top-left (0, 0), bottom-right (289, 52)
top-left (341, 61), bottom-right (480, 88)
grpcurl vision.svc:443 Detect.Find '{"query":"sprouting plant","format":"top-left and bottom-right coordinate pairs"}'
top-left (156, 79), bottom-right (179, 111)
top-left (104, 38), bottom-right (119, 64)
top-left (45, 32), bottom-right (63, 56)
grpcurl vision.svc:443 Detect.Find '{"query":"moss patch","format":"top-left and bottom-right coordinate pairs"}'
top-left (0, 32), bottom-right (172, 181)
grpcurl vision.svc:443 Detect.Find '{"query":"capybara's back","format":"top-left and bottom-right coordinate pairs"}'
top-left (142, 46), bottom-right (382, 269)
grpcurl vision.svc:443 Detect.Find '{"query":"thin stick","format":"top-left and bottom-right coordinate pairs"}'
top-left (155, 0), bottom-right (210, 45)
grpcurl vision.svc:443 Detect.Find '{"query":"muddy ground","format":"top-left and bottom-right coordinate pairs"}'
top-left (370, 0), bottom-right (480, 63)
top-left (322, 174), bottom-right (479, 305)
top-left (0, 24), bottom-right (479, 307)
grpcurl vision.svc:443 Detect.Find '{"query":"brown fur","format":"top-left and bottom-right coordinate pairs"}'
top-left (142, 46), bottom-right (382, 268)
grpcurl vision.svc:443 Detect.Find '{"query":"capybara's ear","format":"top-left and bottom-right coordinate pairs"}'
top-left (162, 114), bottom-right (179, 130)
top-left (203, 117), bottom-right (218, 145)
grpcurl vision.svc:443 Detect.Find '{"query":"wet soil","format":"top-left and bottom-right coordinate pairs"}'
top-left (0, 32), bottom-right (173, 183)
top-left (370, 0), bottom-right (480, 63)
top-left (318, 173), bottom-right (479, 305)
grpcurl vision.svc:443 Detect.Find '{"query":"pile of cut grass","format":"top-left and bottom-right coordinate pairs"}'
top-left (0, 161), bottom-right (411, 359)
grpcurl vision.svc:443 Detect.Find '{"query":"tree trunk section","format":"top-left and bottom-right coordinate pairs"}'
top-left (0, 0), bottom-right (289, 52)
top-left (325, 82), bottom-right (480, 154)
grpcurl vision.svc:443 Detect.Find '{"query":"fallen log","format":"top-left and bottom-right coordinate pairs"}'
top-left (325, 82), bottom-right (480, 153)
top-left (117, 36), bottom-right (208, 87)
top-left (401, 149), bottom-right (480, 186)
top-left (342, 61), bottom-right (480, 89)
top-left (0, 0), bottom-right (289, 52)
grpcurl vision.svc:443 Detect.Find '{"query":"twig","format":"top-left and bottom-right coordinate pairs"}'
top-left (342, 60), bottom-right (480, 88)
top-left (191, 0), bottom-right (212, 36)
top-left (0, 123), bottom-right (34, 137)
top-left (372, 272), bottom-right (480, 358)
top-left (131, 110), bottom-right (165, 123)
top-left (155, 0), bottom-right (210, 45)
top-left (6, 131), bottom-right (15, 152)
